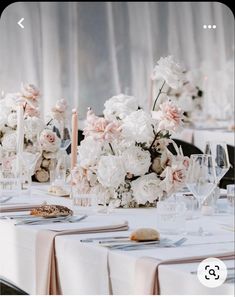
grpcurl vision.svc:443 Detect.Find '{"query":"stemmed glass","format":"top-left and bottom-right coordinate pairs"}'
top-left (205, 141), bottom-right (230, 183)
top-left (204, 141), bottom-right (230, 211)
top-left (186, 154), bottom-right (217, 235)
top-left (52, 120), bottom-right (71, 184)
top-left (186, 154), bottom-right (217, 209)
top-left (19, 134), bottom-right (42, 193)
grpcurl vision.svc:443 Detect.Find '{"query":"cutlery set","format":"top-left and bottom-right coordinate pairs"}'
top-left (81, 236), bottom-right (187, 250)
top-left (0, 214), bottom-right (87, 225)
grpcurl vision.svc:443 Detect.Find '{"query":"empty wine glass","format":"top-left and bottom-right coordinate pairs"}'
top-left (204, 141), bottom-right (230, 213)
top-left (205, 141), bottom-right (230, 183)
top-left (186, 154), bottom-right (217, 235)
top-left (52, 120), bottom-right (71, 185)
top-left (186, 154), bottom-right (217, 209)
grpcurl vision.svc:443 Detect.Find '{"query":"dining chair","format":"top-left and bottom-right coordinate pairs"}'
top-left (219, 144), bottom-right (235, 189)
top-left (0, 277), bottom-right (28, 295)
top-left (167, 138), bottom-right (203, 157)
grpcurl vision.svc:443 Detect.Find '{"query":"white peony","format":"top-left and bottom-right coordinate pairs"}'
top-left (1, 132), bottom-right (17, 151)
top-left (103, 94), bottom-right (138, 121)
top-left (97, 155), bottom-right (126, 188)
top-left (131, 173), bottom-right (163, 204)
top-left (122, 146), bottom-right (151, 176)
top-left (78, 137), bottom-right (102, 168)
top-left (121, 110), bottom-right (155, 144)
top-left (24, 117), bottom-right (44, 140)
top-left (7, 112), bottom-right (18, 128)
top-left (152, 56), bottom-right (184, 89)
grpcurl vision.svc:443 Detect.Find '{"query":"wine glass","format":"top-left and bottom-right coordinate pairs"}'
top-left (186, 154), bottom-right (217, 209)
top-left (204, 141), bottom-right (230, 212)
top-left (205, 141), bottom-right (230, 183)
top-left (52, 120), bottom-right (71, 185)
top-left (186, 154), bottom-right (217, 235)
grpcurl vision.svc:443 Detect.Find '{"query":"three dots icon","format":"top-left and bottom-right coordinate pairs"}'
top-left (203, 25), bottom-right (216, 29)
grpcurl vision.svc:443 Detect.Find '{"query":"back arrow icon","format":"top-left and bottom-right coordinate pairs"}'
top-left (18, 18), bottom-right (24, 29)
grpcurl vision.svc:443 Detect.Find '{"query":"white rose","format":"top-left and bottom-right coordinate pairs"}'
top-left (7, 112), bottom-right (17, 128)
top-left (78, 137), bottom-right (102, 168)
top-left (131, 173), bottom-right (163, 204)
top-left (122, 110), bottom-right (155, 144)
top-left (103, 94), bottom-right (138, 121)
top-left (1, 132), bottom-right (17, 151)
top-left (122, 146), bottom-right (151, 176)
top-left (24, 117), bottom-right (44, 140)
top-left (152, 56), bottom-right (184, 89)
top-left (97, 155), bottom-right (126, 188)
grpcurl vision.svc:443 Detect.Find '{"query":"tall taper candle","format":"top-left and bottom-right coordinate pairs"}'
top-left (16, 105), bottom-right (24, 156)
top-left (71, 108), bottom-right (78, 170)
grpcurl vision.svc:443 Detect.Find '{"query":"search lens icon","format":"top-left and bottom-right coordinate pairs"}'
top-left (209, 269), bottom-right (216, 276)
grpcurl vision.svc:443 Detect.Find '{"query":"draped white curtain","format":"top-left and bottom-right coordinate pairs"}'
top-left (0, 2), bottom-right (234, 119)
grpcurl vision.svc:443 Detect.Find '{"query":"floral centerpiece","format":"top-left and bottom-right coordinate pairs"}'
top-left (0, 84), bottom-right (68, 183)
top-left (72, 56), bottom-right (189, 208)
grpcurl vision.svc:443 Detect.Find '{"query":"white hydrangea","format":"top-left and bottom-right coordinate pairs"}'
top-left (1, 132), bottom-right (17, 151)
top-left (7, 112), bottom-right (18, 128)
top-left (24, 116), bottom-right (44, 139)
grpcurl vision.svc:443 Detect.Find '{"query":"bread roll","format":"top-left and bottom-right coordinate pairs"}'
top-left (130, 228), bottom-right (160, 241)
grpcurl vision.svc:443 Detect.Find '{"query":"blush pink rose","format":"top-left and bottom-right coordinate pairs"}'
top-left (160, 164), bottom-right (186, 193)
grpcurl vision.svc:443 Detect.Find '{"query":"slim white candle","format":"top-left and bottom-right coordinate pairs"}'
top-left (16, 105), bottom-right (24, 156)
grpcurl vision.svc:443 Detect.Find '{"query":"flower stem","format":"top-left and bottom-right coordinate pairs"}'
top-left (152, 80), bottom-right (165, 111)
top-left (109, 143), bottom-right (115, 155)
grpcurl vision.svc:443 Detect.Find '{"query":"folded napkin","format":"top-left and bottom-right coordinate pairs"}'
top-left (133, 252), bottom-right (235, 295)
top-left (0, 203), bottom-right (43, 213)
top-left (36, 220), bottom-right (129, 295)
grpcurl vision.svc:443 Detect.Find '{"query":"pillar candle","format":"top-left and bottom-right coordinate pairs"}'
top-left (16, 105), bottom-right (24, 156)
top-left (71, 108), bottom-right (78, 170)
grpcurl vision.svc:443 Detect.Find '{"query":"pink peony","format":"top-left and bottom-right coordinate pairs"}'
top-left (154, 100), bottom-right (183, 132)
top-left (84, 109), bottom-right (121, 141)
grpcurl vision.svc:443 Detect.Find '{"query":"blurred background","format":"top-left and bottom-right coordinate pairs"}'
top-left (0, 2), bottom-right (234, 119)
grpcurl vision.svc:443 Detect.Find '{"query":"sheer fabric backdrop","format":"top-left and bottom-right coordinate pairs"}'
top-left (0, 2), bottom-right (234, 119)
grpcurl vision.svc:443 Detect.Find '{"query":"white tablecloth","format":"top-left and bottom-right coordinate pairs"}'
top-left (0, 186), bottom-right (234, 295)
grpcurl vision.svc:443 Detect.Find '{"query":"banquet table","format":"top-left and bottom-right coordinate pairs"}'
top-left (0, 185), bottom-right (234, 295)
